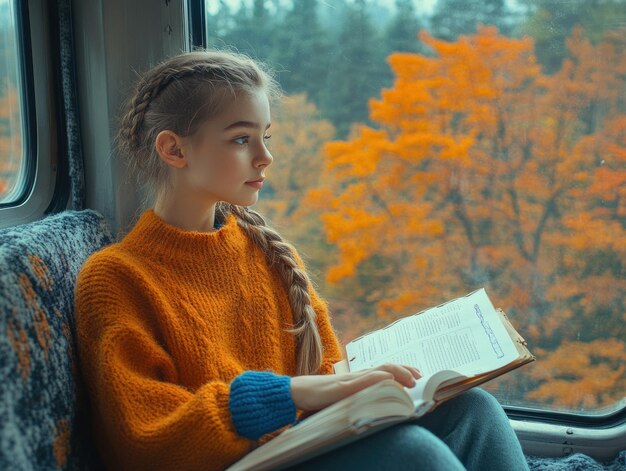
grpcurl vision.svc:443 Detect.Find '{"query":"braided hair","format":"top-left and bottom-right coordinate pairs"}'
top-left (116, 49), bottom-right (324, 376)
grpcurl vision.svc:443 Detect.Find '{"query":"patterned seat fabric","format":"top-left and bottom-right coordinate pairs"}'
top-left (0, 210), bottom-right (112, 470)
top-left (527, 451), bottom-right (626, 470)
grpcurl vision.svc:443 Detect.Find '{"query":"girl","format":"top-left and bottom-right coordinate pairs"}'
top-left (74, 49), bottom-right (529, 471)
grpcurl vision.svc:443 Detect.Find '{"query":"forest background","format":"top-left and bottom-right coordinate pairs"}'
top-left (1, 0), bottom-right (625, 413)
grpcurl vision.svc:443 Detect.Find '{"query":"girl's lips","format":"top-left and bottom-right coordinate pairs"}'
top-left (245, 180), bottom-right (264, 189)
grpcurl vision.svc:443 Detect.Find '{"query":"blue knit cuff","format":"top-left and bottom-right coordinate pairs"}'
top-left (228, 371), bottom-right (297, 440)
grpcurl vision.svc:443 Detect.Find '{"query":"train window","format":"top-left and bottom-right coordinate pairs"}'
top-left (204, 0), bottom-right (626, 416)
top-left (0, 0), bottom-right (25, 205)
top-left (0, 0), bottom-right (61, 228)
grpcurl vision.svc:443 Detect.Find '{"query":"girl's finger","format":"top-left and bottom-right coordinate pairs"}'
top-left (387, 364), bottom-right (417, 387)
top-left (344, 370), bottom-right (393, 396)
top-left (408, 366), bottom-right (422, 379)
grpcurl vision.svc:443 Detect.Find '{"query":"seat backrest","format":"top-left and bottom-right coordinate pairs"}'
top-left (0, 210), bottom-right (112, 470)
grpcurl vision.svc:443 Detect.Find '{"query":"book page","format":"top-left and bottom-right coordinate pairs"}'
top-left (404, 369), bottom-right (463, 404)
top-left (345, 289), bottom-right (519, 377)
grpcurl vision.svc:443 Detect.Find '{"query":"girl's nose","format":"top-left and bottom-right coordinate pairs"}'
top-left (256, 145), bottom-right (273, 167)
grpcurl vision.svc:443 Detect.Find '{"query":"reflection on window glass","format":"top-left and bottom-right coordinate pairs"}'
top-left (0, 0), bottom-right (24, 205)
top-left (206, 0), bottom-right (626, 414)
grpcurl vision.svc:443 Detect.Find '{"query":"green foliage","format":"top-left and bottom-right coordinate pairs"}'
top-left (217, 0), bottom-right (277, 60)
top-left (385, 0), bottom-right (423, 53)
top-left (519, 0), bottom-right (626, 73)
top-left (430, 0), bottom-right (514, 40)
top-left (207, 0), bottom-right (423, 138)
top-left (323, 0), bottom-right (388, 137)
top-left (270, 0), bottom-right (330, 107)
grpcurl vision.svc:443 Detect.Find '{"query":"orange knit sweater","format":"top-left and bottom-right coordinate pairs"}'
top-left (74, 209), bottom-right (344, 471)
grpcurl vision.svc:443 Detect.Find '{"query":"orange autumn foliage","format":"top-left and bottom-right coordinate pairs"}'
top-left (527, 339), bottom-right (626, 409)
top-left (254, 94), bottom-right (409, 343)
top-left (305, 26), bottom-right (626, 410)
top-left (0, 84), bottom-right (22, 200)
top-left (255, 94), bottom-right (335, 225)
top-left (252, 94), bottom-right (340, 289)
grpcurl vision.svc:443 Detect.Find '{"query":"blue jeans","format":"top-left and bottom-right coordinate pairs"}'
top-left (286, 388), bottom-right (529, 470)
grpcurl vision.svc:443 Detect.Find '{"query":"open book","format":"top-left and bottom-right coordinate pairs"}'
top-left (226, 288), bottom-right (535, 471)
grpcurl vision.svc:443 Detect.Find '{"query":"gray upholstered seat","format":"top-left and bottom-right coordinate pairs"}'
top-left (0, 209), bottom-right (111, 470)
top-left (526, 451), bottom-right (625, 470)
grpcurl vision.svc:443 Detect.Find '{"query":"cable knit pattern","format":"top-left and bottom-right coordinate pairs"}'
top-left (74, 208), bottom-right (344, 471)
top-left (229, 371), bottom-right (295, 439)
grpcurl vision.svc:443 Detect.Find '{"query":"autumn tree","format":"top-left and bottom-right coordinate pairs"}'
top-left (0, 84), bottom-right (21, 202)
top-left (0, 0), bottom-right (25, 203)
top-left (253, 94), bottom-right (336, 273)
top-left (306, 26), bottom-right (626, 410)
top-left (252, 93), bottom-right (387, 341)
top-left (255, 95), bottom-right (333, 216)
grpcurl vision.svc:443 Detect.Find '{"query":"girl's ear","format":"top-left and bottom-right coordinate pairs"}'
top-left (155, 130), bottom-right (187, 169)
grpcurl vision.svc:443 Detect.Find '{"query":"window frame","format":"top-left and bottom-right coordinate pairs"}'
top-left (0, 0), bottom-right (63, 228)
top-left (187, 0), bottom-right (206, 49)
top-left (509, 417), bottom-right (626, 462)
top-left (506, 403), bottom-right (626, 428)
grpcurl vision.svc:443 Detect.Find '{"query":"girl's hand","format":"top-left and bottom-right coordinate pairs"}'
top-left (290, 363), bottom-right (422, 412)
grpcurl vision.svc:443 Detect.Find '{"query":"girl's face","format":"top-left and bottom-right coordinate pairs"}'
top-left (177, 89), bottom-right (273, 207)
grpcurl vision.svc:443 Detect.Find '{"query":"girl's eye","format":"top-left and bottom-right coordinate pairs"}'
top-left (233, 135), bottom-right (271, 146)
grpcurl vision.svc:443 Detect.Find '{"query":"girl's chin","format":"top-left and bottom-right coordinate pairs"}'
top-left (226, 195), bottom-right (259, 207)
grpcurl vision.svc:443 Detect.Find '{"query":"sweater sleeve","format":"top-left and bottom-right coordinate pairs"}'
top-left (228, 371), bottom-right (296, 439)
top-left (74, 254), bottom-right (293, 471)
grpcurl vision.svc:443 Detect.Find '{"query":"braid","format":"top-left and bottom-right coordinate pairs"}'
top-left (226, 203), bottom-right (324, 376)
top-left (118, 63), bottom-right (230, 159)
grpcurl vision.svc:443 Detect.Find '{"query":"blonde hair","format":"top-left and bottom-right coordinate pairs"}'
top-left (116, 49), bottom-right (323, 376)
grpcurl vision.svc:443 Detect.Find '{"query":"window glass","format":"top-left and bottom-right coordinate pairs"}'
top-left (0, 0), bottom-right (25, 205)
top-left (206, 0), bottom-right (626, 415)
